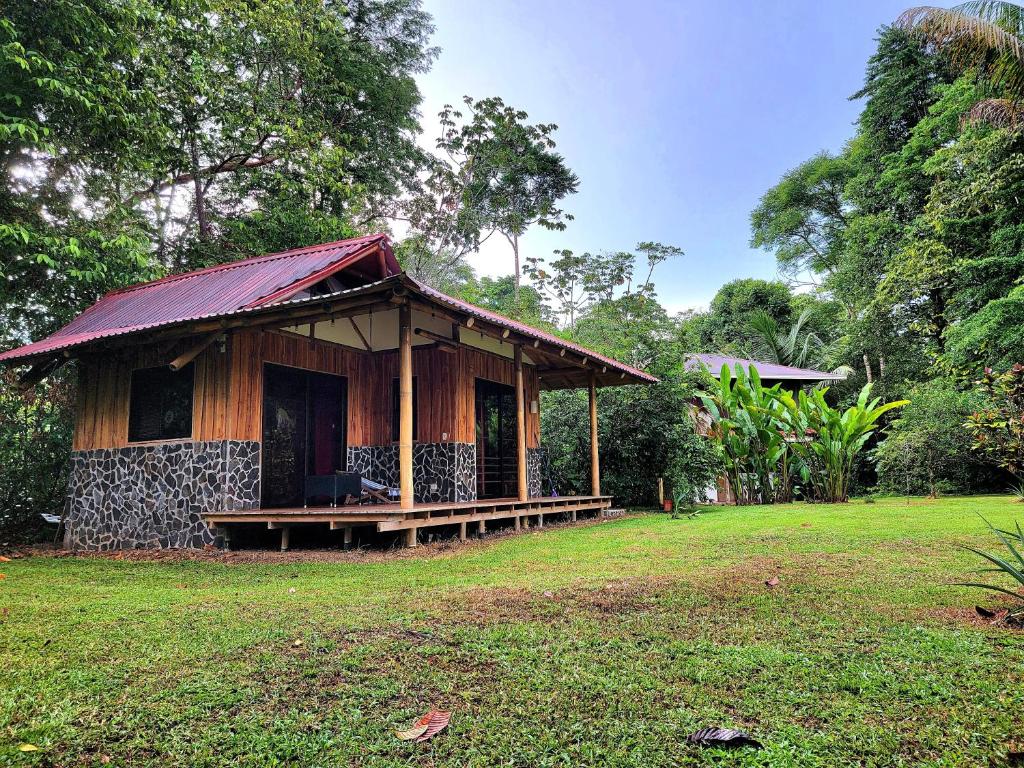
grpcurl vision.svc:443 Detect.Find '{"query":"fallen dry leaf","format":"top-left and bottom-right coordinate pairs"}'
top-left (291, 639), bottom-right (304, 648)
top-left (765, 575), bottom-right (780, 588)
top-left (396, 710), bottom-right (451, 743)
top-left (0, 573), bottom-right (6, 581)
top-left (18, 743), bottom-right (40, 752)
top-left (288, 587), bottom-right (297, 594)
top-left (0, 555), bottom-right (11, 562)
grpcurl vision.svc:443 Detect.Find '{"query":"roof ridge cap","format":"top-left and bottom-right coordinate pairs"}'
top-left (104, 234), bottom-right (388, 298)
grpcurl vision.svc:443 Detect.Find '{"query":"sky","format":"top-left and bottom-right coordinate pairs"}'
top-left (413, 0), bottom-right (922, 313)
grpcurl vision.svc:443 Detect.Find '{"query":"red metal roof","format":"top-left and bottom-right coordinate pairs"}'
top-left (0, 234), bottom-right (398, 363)
top-left (0, 235), bottom-right (657, 386)
top-left (409, 278), bottom-right (658, 384)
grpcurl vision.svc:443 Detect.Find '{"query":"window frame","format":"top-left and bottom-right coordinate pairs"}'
top-left (126, 363), bottom-right (196, 445)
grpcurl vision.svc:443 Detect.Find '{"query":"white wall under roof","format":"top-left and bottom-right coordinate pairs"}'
top-left (283, 306), bottom-right (539, 363)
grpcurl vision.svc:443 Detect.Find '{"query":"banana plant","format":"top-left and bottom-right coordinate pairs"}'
top-left (776, 384), bottom-right (908, 502)
top-left (699, 364), bottom-right (790, 504)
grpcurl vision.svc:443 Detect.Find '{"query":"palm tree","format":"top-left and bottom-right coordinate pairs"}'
top-left (747, 309), bottom-right (826, 369)
top-left (897, 2), bottom-right (1024, 126)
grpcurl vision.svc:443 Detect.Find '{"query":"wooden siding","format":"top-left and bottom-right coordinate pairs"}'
top-left (72, 337), bottom-right (229, 450)
top-left (73, 327), bottom-right (542, 451)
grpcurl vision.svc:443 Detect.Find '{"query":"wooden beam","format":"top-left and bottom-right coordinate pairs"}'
top-left (16, 357), bottom-right (66, 391)
top-left (168, 332), bottom-right (221, 371)
top-left (348, 317), bottom-right (371, 351)
top-left (589, 371), bottom-right (600, 496)
top-left (414, 327), bottom-right (458, 351)
top-left (515, 345), bottom-right (528, 501)
top-left (398, 303), bottom-right (414, 510)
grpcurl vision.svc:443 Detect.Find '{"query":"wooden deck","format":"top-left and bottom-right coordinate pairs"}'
top-left (205, 495), bottom-right (614, 549)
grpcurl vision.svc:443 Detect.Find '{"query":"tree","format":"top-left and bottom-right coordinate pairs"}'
top-left (690, 278), bottom-right (793, 354)
top-left (404, 96), bottom-right (578, 306)
top-left (747, 309), bottom-right (828, 369)
top-left (750, 153), bottom-right (854, 287)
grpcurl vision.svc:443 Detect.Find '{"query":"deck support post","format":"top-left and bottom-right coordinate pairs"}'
top-left (477, 520), bottom-right (486, 537)
top-left (343, 526), bottom-right (353, 550)
top-left (398, 302), bottom-right (414, 510)
top-left (514, 516), bottom-right (521, 531)
top-left (571, 509), bottom-right (577, 523)
top-left (280, 526), bottom-right (290, 552)
top-left (514, 345), bottom-right (528, 501)
top-left (537, 513), bottom-right (544, 528)
top-left (459, 521), bottom-right (467, 542)
top-left (589, 371), bottom-right (600, 497)
top-left (405, 527), bottom-right (417, 548)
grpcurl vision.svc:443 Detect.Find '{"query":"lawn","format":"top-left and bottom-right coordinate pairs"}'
top-left (2, 496), bottom-right (1024, 767)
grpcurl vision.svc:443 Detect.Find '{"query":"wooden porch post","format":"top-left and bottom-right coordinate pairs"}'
top-left (514, 345), bottom-right (528, 501)
top-left (589, 371), bottom-right (600, 496)
top-left (399, 303), bottom-right (414, 513)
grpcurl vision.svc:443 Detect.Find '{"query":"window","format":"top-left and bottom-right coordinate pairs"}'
top-left (391, 376), bottom-right (418, 442)
top-left (128, 364), bottom-right (194, 443)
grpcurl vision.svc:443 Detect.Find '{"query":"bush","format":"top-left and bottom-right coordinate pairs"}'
top-left (875, 380), bottom-right (994, 496)
top-left (542, 374), bottom-right (721, 507)
top-left (0, 368), bottom-right (75, 546)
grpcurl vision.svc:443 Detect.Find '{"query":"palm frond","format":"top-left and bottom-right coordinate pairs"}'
top-left (967, 96), bottom-right (1024, 125)
top-left (897, 3), bottom-right (1024, 98)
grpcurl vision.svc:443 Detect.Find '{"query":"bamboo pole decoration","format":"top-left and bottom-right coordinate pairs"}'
top-left (515, 345), bottom-right (528, 501)
top-left (398, 303), bottom-right (414, 511)
top-left (589, 371), bottom-right (600, 496)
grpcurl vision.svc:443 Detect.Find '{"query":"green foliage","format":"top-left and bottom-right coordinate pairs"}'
top-left (542, 375), bottom-right (721, 508)
top-left (966, 364), bottom-right (1024, 481)
top-left (777, 384), bottom-right (907, 503)
top-left (875, 380), bottom-right (990, 496)
top-left (699, 364), bottom-right (907, 504)
top-left (699, 364), bottom-right (791, 505)
top-left (694, 278), bottom-right (793, 354)
top-left (402, 95), bottom-right (578, 300)
top-left (0, 369), bottom-right (74, 545)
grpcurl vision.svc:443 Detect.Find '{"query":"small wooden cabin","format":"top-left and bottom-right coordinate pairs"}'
top-left (0, 235), bottom-right (656, 550)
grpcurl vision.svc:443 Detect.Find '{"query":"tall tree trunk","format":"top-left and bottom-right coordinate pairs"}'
top-left (512, 231), bottom-right (521, 307)
top-left (189, 130), bottom-right (210, 242)
top-left (863, 354), bottom-right (873, 384)
top-left (878, 355), bottom-right (886, 380)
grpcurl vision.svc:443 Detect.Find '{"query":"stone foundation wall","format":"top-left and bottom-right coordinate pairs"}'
top-left (527, 447), bottom-right (546, 498)
top-left (64, 440), bottom-right (260, 550)
top-left (347, 442), bottom-right (476, 503)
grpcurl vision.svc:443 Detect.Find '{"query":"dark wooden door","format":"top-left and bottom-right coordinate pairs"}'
top-left (261, 364), bottom-right (347, 508)
top-left (475, 378), bottom-right (518, 499)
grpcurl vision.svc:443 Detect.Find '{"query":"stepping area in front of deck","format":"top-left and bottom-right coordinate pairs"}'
top-left (206, 495), bottom-right (614, 550)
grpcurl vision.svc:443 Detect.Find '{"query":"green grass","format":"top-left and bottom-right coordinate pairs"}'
top-left (3, 495), bottom-right (1024, 766)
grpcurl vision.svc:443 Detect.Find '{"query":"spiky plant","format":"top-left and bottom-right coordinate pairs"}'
top-left (958, 516), bottom-right (1024, 617)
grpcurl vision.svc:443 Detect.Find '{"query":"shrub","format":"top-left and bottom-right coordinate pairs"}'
top-left (875, 380), bottom-right (991, 496)
top-left (0, 368), bottom-right (74, 546)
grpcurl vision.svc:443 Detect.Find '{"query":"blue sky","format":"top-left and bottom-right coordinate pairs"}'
top-left (414, 0), bottom-right (922, 312)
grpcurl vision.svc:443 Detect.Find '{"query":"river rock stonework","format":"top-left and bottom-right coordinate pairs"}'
top-left (64, 440), bottom-right (260, 550)
top-left (527, 447), bottom-right (545, 498)
top-left (347, 442), bottom-right (476, 503)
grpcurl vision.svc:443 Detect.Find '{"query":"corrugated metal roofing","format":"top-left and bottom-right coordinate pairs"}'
top-left (685, 353), bottom-right (845, 382)
top-left (0, 235), bottom-right (657, 386)
top-left (409, 278), bottom-right (658, 384)
top-left (0, 234), bottom-right (397, 363)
